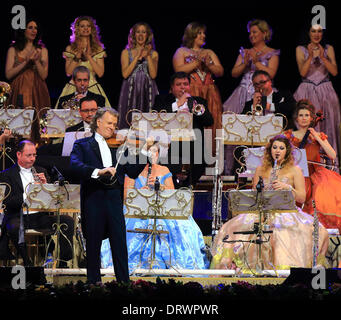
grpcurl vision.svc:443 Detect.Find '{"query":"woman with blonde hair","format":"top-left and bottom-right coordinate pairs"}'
top-left (55, 16), bottom-right (111, 108)
top-left (117, 22), bottom-right (159, 129)
top-left (210, 135), bottom-right (329, 272)
top-left (223, 19), bottom-right (280, 175)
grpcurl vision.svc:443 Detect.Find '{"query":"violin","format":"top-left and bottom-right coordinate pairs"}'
top-left (106, 131), bottom-right (146, 148)
top-left (298, 110), bottom-right (325, 149)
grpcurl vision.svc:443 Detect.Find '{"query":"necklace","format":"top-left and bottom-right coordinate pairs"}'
top-left (254, 45), bottom-right (267, 56)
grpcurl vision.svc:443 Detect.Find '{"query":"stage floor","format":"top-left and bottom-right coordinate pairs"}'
top-left (46, 269), bottom-right (287, 287)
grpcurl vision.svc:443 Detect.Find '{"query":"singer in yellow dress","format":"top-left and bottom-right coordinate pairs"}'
top-left (55, 16), bottom-right (111, 108)
top-left (210, 135), bottom-right (329, 272)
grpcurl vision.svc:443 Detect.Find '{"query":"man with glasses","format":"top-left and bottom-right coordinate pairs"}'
top-left (241, 70), bottom-right (295, 126)
top-left (66, 97), bottom-right (99, 133)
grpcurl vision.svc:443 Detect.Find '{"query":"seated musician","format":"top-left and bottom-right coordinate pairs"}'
top-left (100, 142), bottom-right (209, 271)
top-left (153, 72), bottom-right (214, 188)
top-left (0, 140), bottom-right (74, 267)
top-left (56, 66), bottom-right (105, 109)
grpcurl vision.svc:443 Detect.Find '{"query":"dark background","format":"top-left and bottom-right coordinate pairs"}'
top-left (1, 1), bottom-right (339, 109)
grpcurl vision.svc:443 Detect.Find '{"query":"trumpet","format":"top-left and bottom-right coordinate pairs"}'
top-left (0, 81), bottom-right (11, 107)
top-left (192, 99), bottom-right (205, 116)
top-left (252, 87), bottom-right (265, 116)
top-left (253, 104), bottom-right (263, 116)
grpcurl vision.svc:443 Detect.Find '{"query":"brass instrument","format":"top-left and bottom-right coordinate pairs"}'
top-left (252, 88), bottom-right (264, 116)
top-left (253, 104), bottom-right (263, 116)
top-left (61, 95), bottom-right (80, 109)
top-left (192, 99), bottom-right (205, 116)
top-left (0, 81), bottom-right (11, 107)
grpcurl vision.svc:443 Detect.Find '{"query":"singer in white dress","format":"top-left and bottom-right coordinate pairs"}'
top-left (210, 135), bottom-right (329, 272)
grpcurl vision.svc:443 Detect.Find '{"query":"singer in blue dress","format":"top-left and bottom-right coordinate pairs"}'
top-left (101, 143), bottom-right (209, 271)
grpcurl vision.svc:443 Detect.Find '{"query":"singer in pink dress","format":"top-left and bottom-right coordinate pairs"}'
top-left (210, 135), bottom-right (328, 272)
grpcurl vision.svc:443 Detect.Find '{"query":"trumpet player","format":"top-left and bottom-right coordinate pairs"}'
top-left (57, 66), bottom-right (105, 109)
top-left (241, 70), bottom-right (295, 125)
top-left (153, 72), bottom-right (213, 188)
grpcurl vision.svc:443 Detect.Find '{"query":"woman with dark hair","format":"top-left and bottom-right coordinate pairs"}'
top-left (285, 100), bottom-right (341, 233)
top-left (173, 22), bottom-right (224, 154)
top-left (210, 134), bottom-right (328, 271)
top-left (55, 16), bottom-right (110, 108)
top-left (294, 24), bottom-right (341, 169)
top-left (117, 22), bottom-right (159, 129)
top-left (5, 20), bottom-right (50, 142)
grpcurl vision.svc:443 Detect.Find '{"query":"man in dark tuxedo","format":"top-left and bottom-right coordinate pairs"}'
top-left (153, 72), bottom-right (214, 188)
top-left (241, 70), bottom-right (296, 126)
top-left (56, 66), bottom-right (105, 109)
top-left (70, 108), bottom-right (149, 284)
top-left (0, 140), bottom-right (74, 266)
top-left (66, 96), bottom-right (99, 133)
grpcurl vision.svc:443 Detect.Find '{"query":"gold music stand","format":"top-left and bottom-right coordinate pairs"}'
top-left (0, 108), bottom-right (35, 170)
top-left (227, 189), bottom-right (296, 273)
top-left (124, 187), bottom-right (193, 270)
top-left (25, 182), bottom-right (80, 268)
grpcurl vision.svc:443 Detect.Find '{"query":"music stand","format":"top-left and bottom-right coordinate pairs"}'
top-left (39, 108), bottom-right (81, 139)
top-left (238, 147), bottom-right (309, 178)
top-left (25, 183), bottom-right (80, 268)
top-left (222, 112), bottom-right (285, 147)
top-left (0, 108), bottom-right (35, 170)
top-left (227, 189), bottom-right (296, 271)
top-left (124, 187), bottom-right (193, 270)
top-left (62, 130), bottom-right (92, 157)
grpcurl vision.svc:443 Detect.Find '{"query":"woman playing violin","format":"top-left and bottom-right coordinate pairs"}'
top-left (285, 99), bottom-right (341, 234)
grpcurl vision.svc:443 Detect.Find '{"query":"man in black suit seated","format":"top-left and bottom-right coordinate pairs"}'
top-left (66, 96), bottom-right (99, 133)
top-left (153, 72), bottom-right (214, 188)
top-left (233, 70), bottom-right (296, 176)
top-left (56, 66), bottom-right (105, 109)
top-left (241, 70), bottom-right (296, 125)
top-left (0, 140), bottom-right (74, 266)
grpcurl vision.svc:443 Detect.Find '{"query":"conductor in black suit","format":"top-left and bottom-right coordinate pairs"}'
top-left (70, 108), bottom-right (150, 284)
top-left (153, 72), bottom-right (214, 188)
top-left (56, 66), bottom-right (105, 109)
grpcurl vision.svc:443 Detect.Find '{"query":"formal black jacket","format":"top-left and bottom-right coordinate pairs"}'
top-left (0, 164), bottom-right (49, 216)
top-left (242, 90), bottom-right (296, 127)
top-left (57, 91), bottom-right (105, 109)
top-left (66, 121), bottom-right (85, 133)
top-left (153, 94), bottom-right (214, 130)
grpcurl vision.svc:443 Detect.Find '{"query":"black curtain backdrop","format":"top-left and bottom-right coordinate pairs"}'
top-left (1, 1), bottom-right (338, 110)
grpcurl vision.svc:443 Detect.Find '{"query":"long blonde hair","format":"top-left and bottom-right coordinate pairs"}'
top-left (69, 16), bottom-right (105, 53)
top-left (126, 22), bottom-right (155, 50)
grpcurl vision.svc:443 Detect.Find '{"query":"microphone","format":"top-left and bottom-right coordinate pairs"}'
top-left (154, 176), bottom-right (160, 192)
top-left (52, 166), bottom-right (65, 186)
top-left (256, 176), bottom-right (264, 193)
top-left (146, 162), bottom-right (152, 189)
